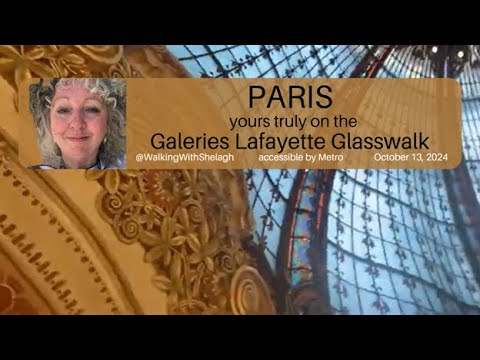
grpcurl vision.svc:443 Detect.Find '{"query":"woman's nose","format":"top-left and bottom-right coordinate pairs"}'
top-left (69, 111), bottom-right (86, 129)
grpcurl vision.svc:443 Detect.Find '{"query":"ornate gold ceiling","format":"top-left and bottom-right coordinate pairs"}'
top-left (0, 45), bottom-right (276, 315)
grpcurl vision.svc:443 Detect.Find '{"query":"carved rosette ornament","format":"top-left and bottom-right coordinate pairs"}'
top-left (0, 45), bottom-right (276, 315)
top-left (230, 266), bottom-right (276, 315)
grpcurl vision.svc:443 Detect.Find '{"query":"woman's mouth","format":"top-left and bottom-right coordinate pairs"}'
top-left (66, 136), bottom-right (90, 142)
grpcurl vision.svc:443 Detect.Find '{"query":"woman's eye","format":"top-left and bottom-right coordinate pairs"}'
top-left (85, 107), bottom-right (100, 113)
top-left (56, 107), bottom-right (70, 114)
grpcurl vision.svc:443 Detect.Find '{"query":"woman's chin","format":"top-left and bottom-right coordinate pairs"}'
top-left (61, 143), bottom-right (98, 158)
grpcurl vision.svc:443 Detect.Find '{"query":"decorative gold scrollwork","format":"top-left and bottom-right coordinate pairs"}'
top-left (88, 168), bottom-right (275, 314)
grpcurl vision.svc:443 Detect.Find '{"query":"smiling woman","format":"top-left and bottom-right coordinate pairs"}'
top-left (28, 78), bottom-right (126, 169)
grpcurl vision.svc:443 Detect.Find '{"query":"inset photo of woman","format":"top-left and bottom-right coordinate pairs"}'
top-left (28, 78), bottom-right (126, 169)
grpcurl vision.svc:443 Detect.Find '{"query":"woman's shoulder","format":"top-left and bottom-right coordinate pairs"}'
top-left (28, 164), bottom-right (56, 169)
top-left (30, 156), bottom-right (126, 170)
top-left (102, 155), bottom-right (126, 169)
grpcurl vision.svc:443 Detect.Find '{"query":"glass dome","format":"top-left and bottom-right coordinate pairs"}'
top-left (167, 45), bottom-right (480, 314)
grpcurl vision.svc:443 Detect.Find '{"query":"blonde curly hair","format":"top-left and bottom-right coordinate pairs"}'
top-left (29, 78), bottom-right (126, 168)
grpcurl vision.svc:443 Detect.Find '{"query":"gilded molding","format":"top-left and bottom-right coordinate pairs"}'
top-left (0, 45), bottom-right (189, 92)
top-left (0, 154), bottom-right (125, 314)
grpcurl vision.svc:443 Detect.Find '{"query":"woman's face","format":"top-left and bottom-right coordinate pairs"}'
top-left (50, 84), bottom-right (108, 164)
